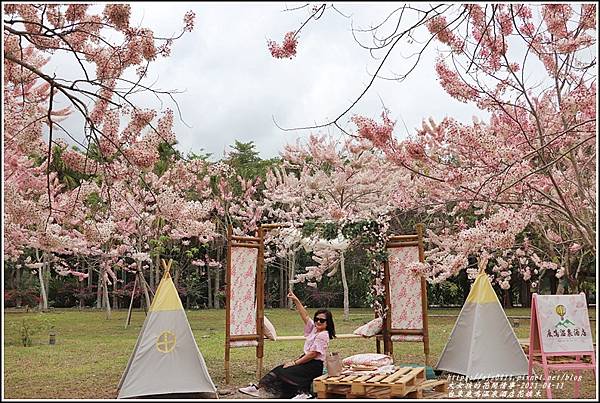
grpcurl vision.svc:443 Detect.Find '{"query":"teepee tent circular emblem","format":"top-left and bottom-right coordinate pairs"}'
top-left (156, 331), bottom-right (176, 353)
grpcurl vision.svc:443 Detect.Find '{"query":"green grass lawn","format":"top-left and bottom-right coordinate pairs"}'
top-left (3, 307), bottom-right (596, 399)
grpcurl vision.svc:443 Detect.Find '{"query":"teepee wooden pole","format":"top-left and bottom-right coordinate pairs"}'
top-left (417, 223), bottom-right (430, 367)
top-left (256, 226), bottom-right (265, 379)
top-left (224, 225), bottom-right (232, 384)
top-left (160, 258), bottom-right (173, 277)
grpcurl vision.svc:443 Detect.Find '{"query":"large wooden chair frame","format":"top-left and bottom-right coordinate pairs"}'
top-left (376, 223), bottom-right (430, 366)
top-left (224, 223), bottom-right (430, 383)
top-left (224, 225), bottom-right (265, 384)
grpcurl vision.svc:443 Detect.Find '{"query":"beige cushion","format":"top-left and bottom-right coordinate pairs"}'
top-left (263, 316), bottom-right (277, 340)
top-left (353, 317), bottom-right (383, 337)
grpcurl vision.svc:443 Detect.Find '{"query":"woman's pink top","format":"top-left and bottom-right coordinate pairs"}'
top-left (303, 319), bottom-right (330, 361)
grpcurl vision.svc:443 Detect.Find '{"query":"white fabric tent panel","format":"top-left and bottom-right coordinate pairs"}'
top-left (435, 301), bottom-right (477, 374)
top-left (118, 310), bottom-right (216, 398)
top-left (436, 302), bottom-right (528, 379)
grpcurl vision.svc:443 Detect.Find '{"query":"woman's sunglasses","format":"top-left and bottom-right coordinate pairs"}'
top-left (315, 317), bottom-right (327, 323)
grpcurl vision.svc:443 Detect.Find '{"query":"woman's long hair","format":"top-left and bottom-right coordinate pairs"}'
top-left (313, 309), bottom-right (336, 339)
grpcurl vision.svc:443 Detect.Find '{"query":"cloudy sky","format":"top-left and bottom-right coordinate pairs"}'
top-left (54, 2), bottom-right (486, 160)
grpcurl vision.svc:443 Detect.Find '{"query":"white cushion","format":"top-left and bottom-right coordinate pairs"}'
top-left (353, 317), bottom-right (383, 337)
top-left (263, 316), bottom-right (277, 340)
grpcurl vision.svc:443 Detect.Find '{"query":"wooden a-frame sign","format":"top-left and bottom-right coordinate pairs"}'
top-left (528, 293), bottom-right (596, 398)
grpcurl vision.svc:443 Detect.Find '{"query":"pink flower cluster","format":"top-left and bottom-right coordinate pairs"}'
top-left (267, 31), bottom-right (298, 59)
top-left (183, 10), bottom-right (196, 32)
top-left (103, 4), bottom-right (131, 31)
top-left (435, 59), bottom-right (479, 103)
top-left (351, 110), bottom-right (395, 149)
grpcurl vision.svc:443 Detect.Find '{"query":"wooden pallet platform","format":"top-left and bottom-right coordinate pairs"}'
top-left (405, 379), bottom-right (449, 399)
top-left (313, 366), bottom-right (428, 399)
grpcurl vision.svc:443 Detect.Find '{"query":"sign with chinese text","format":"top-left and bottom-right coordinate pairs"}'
top-left (532, 293), bottom-right (593, 353)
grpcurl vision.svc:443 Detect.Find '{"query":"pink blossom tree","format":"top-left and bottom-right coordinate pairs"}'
top-left (4, 3), bottom-right (199, 312)
top-left (268, 4), bottom-right (596, 295)
top-left (264, 134), bottom-right (403, 318)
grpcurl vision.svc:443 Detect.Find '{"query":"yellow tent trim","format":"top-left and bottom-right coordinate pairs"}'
top-left (465, 272), bottom-right (499, 304)
top-left (149, 271), bottom-right (184, 312)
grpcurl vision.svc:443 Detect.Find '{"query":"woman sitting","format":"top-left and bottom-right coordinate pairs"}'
top-left (239, 290), bottom-right (336, 398)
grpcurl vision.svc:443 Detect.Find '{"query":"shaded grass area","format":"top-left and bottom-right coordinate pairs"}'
top-left (3, 307), bottom-right (596, 399)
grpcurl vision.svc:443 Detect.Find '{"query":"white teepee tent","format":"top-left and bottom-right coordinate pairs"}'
top-left (117, 266), bottom-right (217, 398)
top-left (435, 271), bottom-right (529, 379)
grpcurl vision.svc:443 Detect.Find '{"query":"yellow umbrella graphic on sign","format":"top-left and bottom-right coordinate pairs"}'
top-left (555, 305), bottom-right (566, 320)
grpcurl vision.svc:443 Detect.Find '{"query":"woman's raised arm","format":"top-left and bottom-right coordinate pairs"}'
top-left (287, 290), bottom-right (309, 325)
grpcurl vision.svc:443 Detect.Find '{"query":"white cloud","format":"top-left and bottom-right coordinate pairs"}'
top-left (39, 2), bottom-right (487, 160)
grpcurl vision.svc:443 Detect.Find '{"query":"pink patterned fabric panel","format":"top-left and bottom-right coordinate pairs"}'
top-left (388, 246), bottom-right (423, 341)
top-left (391, 334), bottom-right (423, 341)
top-left (230, 246), bottom-right (259, 347)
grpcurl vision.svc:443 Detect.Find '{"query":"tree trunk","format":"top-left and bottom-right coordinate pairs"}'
top-left (96, 269), bottom-right (103, 309)
top-left (112, 272), bottom-right (119, 310)
top-left (556, 277), bottom-right (567, 295)
top-left (138, 270), bottom-right (151, 310)
top-left (103, 270), bottom-right (111, 319)
top-left (214, 267), bottom-right (220, 309)
top-left (287, 254), bottom-right (295, 309)
top-left (549, 274), bottom-right (558, 294)
top-left (503, 289), bottom-right (512, 308)
top-left (340, 252), bottom-right (350, 320)
top-left (520, 280), bottom-right (530, 308)
top-left (44, 253), bottom-right (50, 307)
top-left (207, 266), bottom-right (213, 309)
top-left (15, 265), bottom-right (22, 307)
top-left (150, 256), bottom-right (155, 290)
top-left (156, 254), bottom-right (162, 289)
top-left (280, 259), bottom-right (286, 308)
top-left (36, 250), bottom-right (49, 311)
top-left (79, 280), bottom-right (84, 310)
top-left (7, 262), bottom-right (14, 289)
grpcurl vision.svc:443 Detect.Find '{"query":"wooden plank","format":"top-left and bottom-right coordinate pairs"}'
top-left (364, 386), bottom-right (392, 398)
top-left (314, 380), bottom-right (327, 394)
top-left (323, 376), bottom-right (345, 383)
top-left (231, 235), bottom-right (261, 242)
top-left (390, 383), bottom-right (406, 396)
top-left (336, 374), bottom-right (361, 383)
top-left (354, 374), bottom-right (377, 382)
top-left (366, 374), bottom-right (389, 383)
top-left (401, 367), bottom-right (425, 386)
top-left (418, 379), bottom-right (447, 389)
top-left (350, 383), bottom-right (365, 395)
top-left (380, 367), bottom-right (412, 383)
top-left (273, 333), bottom-right (362, 341)
top-left (230, 242), bottom-right (260, 248)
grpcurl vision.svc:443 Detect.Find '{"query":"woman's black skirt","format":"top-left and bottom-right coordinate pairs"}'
top-left (259, 358), bottom-right (323, 398)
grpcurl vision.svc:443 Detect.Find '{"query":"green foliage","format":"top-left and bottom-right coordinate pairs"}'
top-left (301, 220), bottom-right (318, 238)
top-left (7, 314), bottom-right (55, 347)
top-left (153, 141), bottom-right (182, 176)
top-left (427, 281), bottom-right (461, 306)
top-left (223, 140), bottom-right (281, 195)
